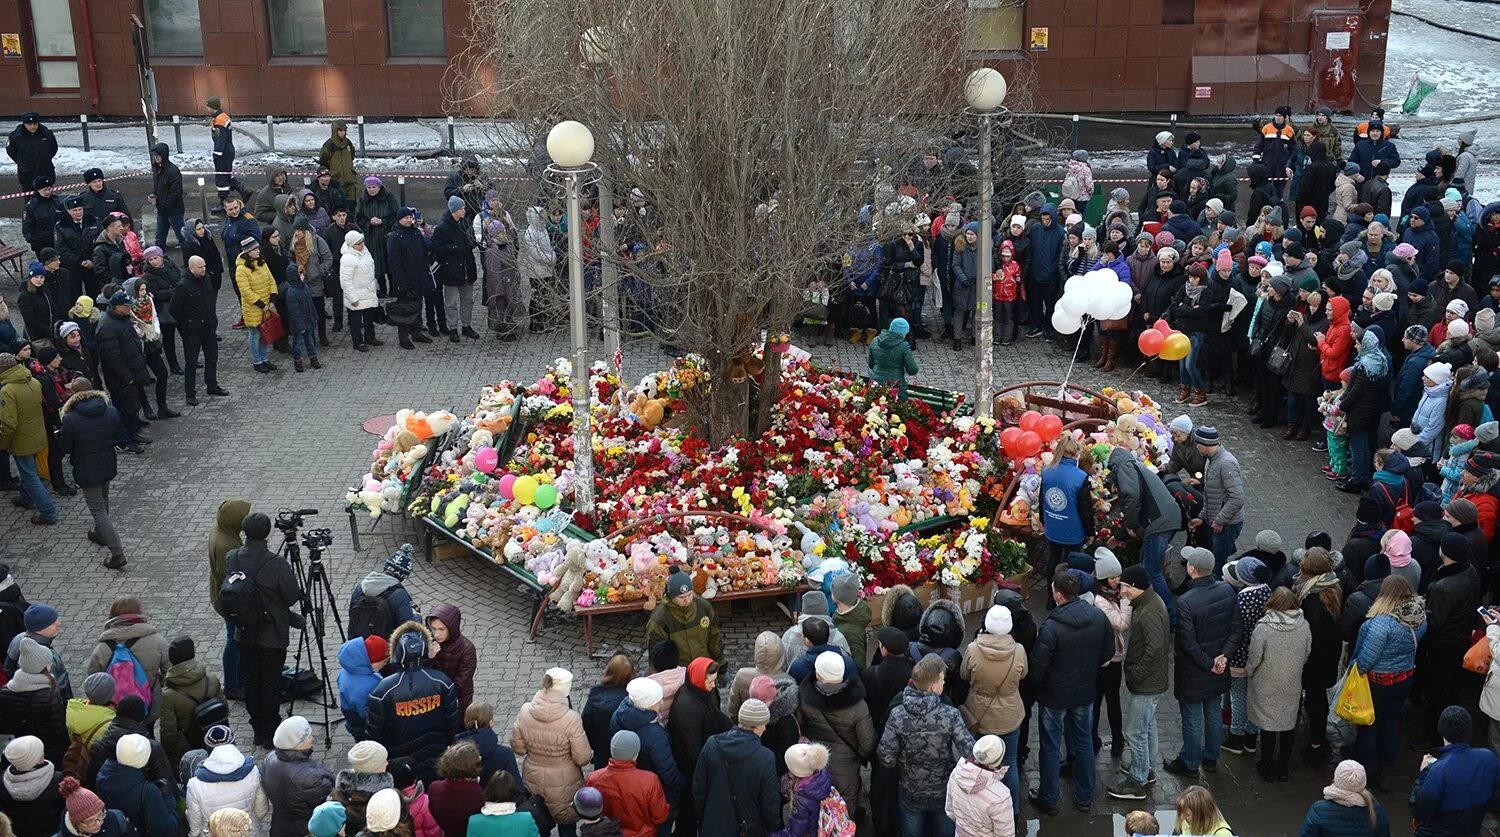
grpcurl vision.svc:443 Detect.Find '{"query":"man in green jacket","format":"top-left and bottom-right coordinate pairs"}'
top-left (0, 353), bottom-right (56, 524)
top-left (830, 573), bottom-right (871, 666)
top-left (867, 317), bottom-right (918, 398)
top-left (1107, 564), bottom-right (1169, 800)
top-left (646, 569), bottom-right (723, 668)
top-left (318, 122), bottom-right (359, 204)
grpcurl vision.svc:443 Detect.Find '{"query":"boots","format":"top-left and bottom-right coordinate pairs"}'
top-left (1295, 425), bottom-right (1311, 441)
top-left (1283, 423), bottom-right (1299, 440)
top-left (142, 403), bottom-right (158, 421)
top-left (156, 401), bottom-right (181, 419)
top-left (1190, 388), bottom-right (1208, 406)
top-left (865, 328), bottom-right (878, 344)
top-left (1100, 340), bottom-right (1117, 372)
top-left (1092, 343), bottom-right (1107, 368)
top-left (849, 328), bottom-right (863, 344)
top-left (1175, 385), bottom-right (1190, 404)
top-left (821, 324), bottom-right (834, 346)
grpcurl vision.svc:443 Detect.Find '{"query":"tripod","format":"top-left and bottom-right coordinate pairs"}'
top-left (277, 510), bottom-right (345, 748)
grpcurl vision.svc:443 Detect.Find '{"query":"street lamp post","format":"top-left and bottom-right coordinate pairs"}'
top-left (547, 120), bottom-right (600, 515)
top-left (964, 68), bottom-right (1008, 420)
top-left (582, 27), bottom-right (621, 360)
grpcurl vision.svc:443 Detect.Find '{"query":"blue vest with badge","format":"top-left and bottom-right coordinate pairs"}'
top-left (1041, 456), bottom-right (1088, 546)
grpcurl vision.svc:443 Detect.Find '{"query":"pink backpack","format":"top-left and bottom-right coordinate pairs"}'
top-left (818, 788), bottom-right (856, 837)
top-left (105, 639), bottom-right (153, 709)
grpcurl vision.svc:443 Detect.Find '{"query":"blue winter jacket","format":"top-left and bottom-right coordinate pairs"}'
top-left (337, 637), bottom-right (381, 741)
top-left (1025, 207), bottom-right (1065, 284)
top-left (1350, 138), bottom-right (1401, 181)
top-left (845, 239), bottom-right (882, 299)
top-left (1401, 224), bottom-right (1441, 282)
top-left (1040, 456), bottom-right (1090, 547)
top-left (1298, 798), bottom-right (1390, 837)
top-left (454, 725), bottom-right (523, 787)
top-left (1352, 613), bottom-right (1427, 674)
top-left (95, 759), bottom-right (179, 836)
top-left (1454, 212), bottom-right (1475, 265)
top-left (1412, 381), bottom-right (1452, 451)
top-left (608, 700), bottom-right (684, 804)
top-left (221, 213), bottom-right (260, 264)
top-left (1410, 742), bottom-right (1500, 836)
top-left (386, 223), bottom-right (434, 296)
top-left (1392, 343), bottom-right (1436, 424)
top-left (280, 273), bottom-right (319, 336)
top-left (366, 623), bottom-right (461, 778)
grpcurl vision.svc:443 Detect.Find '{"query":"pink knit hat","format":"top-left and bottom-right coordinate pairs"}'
top-left (60, 776), bottom-right (104, 824)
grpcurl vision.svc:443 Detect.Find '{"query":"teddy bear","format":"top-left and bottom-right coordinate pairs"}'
top-left (584, 539), bottom-right (621, 582)
top-left (628, 392), bottom-right (669, 428)
top-left (550, 540), bottom-right (590, 612)
top-left (347, 478), bottom-right (384, 518)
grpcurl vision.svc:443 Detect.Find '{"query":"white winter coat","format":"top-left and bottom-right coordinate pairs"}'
top-left (339, 242), bottom-right (380, 311)
top-left (944, 757), bottom-right (1015, 837)
top-left (518, 207), bottom-right (556, 281)
top-left (185, 744), bottom-right (271, 835)
top-left (1480, 624), bottom-right (1500, 721)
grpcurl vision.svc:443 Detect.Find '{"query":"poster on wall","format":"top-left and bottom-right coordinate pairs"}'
top-left (1029, 27), bottom-right (1049, 51)
top-left (1, 34), bottom-right (21, 58)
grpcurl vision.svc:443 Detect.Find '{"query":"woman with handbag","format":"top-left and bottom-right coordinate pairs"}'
top-left (233, 236), bottom-right (278, 373)
top-left (1250, 273), bottom-right (1294, 426)
top-left (878, 224), bottom-right (922, 335)
top-left (1349, 575), bottom-right (1427, 791)
top-left (957, 605), bottom-right (1027, 816)
top-left (1279, 292), bottom-right (1327, 440)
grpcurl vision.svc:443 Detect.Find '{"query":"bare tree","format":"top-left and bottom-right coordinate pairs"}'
top-left (449, 0), bottom-right (979, 443)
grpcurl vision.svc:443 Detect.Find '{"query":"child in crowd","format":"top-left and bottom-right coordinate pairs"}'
top-left (993, 240), bottom-right (1024, 346)
top-left (1318, 370), bottom-right (1349, 482)
top-left (1440, 423), bottom-right (1479, 504)
top-left (1125, 810), bottom-right (1160, 835)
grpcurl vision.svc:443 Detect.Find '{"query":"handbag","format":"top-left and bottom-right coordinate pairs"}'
top-left (257, 308), bottom-right (286, 344)
top-left (1464, 630), bottom-right (1492, 674)
top-left (1266, 344), bottom-right (1292, 376)
top-left (1334, 662), bottom-right (1374, 725)
top-left (877, 268), bottom-right (913, 306)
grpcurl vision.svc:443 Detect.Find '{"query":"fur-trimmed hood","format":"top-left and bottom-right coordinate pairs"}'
top-left (390, 620), bottom-right (433, 669)
top-left (882, 584), bottom-right (923, 634)
top-left (61, 389), bottom-right (110, 416)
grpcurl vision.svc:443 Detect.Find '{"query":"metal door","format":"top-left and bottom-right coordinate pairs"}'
top-left (1310, 12), bottom-right (1362, 112)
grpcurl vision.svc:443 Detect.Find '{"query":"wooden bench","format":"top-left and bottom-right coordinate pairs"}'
top-left (0, 237), bottom-right (26, 284)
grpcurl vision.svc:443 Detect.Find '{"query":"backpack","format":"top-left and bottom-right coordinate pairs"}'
top-left (219, 550), bottom-right (269, 633)
top-left (1376, 481), bottom-right (1414, 533)
top-left (106, 638), bottom-right (153, 710)
top-left (63, 715), bottom-right (111, 777)
top-left (348, 591), bottom-right (394, 639)
top-left (817, 788), bottom-right (857, 837)
top-left (187, 693), bottom-right (230, 752)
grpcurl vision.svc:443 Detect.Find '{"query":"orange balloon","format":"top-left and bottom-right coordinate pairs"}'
top-left (1137, 329), bottom-right (1165, 357)
top-left (1036, 413), bottom-right (1064, 443)
top-left (1160, 332), bottom-right (1192, 361)
top-left (1018, 411), bottom-right (1041, 433)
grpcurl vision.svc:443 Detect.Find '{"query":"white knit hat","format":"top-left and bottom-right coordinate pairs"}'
top-left (1424, 362), bottom-right (1454, 386)
top-left (1391, 427), bottom-right (1419, 451)
top-left (626, 677), bottom-right (664, 710)
top-left (784, 742), bottom-right (829, 779)
top-left (983, 605), bottom-right (1012, 636)
top-left (973, 734), bottom-right (1006, 768)
top-left (1156, 131), bottom-right (1173, 146)
top-left (1094, 547), bottom-right (1122, 579)
top-left (364, 788), bottom-right (402, 832)
top-left (4, 736), bottom-right (44, 772)
top-left (1373, 292), bottom-right (1397, 312)
top-left (347, 740), bottom-right (389, 773)
top-left (544, 667), bottom-right (574, 694)
top-left (1009, 215), bottom-right (1027, 229)
top-left (1449, 319), bottom-right (1471, 338)
top-left (814, 651), bottom-right (845, 683)
top-left (1448, 298), bottom-right (1471, 317)
top-left (116, 734), bottom-right (151, 769)
top-left (1169, 414), bottom-right (1194, 434)
top-left (273, 716), bottom-right (313, 750)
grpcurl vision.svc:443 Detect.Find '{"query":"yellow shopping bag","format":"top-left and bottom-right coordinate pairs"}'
top-left (1335, 662), bottom-right (1375, 726)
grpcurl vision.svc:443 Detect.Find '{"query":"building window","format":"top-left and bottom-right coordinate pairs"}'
top-left (26, 0), bottom-right (79, 90)
top-left (147, 0), bottom-right (204, 56)
top-left (966, 0), bottom-right (1024, 53)
top-left (268, 0), bottom-right (327, 57)
top-left (387, 0), bottom-right (445, 57)
top-left (1162, 0), bottom-right (1194, 25)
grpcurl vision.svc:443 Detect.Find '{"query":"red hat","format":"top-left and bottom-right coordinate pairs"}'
top-left (687, 657), bottom-right (717, 691)
top-left (1453, 423), bottom-right (1476, 441)
top-left (1339, 367), bottom-right (1353, 384)
top-left (1300, 206), bottom-right (1319, 220)
top-left (60, 776), bottom-right (104, 824)
top-left (363, 635), bottom-right (390, 665)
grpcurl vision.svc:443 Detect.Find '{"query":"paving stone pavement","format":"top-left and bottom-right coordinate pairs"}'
top-left (3, 290), bottom-right (1400, 834)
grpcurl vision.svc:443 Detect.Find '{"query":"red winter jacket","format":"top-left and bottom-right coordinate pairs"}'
top-left (1318, 296), bottom-right (1354, 381)
top-left (585, 758), bottom-right (671, 837)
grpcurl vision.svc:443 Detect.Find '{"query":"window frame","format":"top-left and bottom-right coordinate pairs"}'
top-left (20, 0), bottom-right (81, 94)
top-left (965, 0), bottom-right (1027, 57)
top-left (386, 0), bottom-right (447, 58)
top-left (144, 0), bottom-right (206, 58)
top-left (266, 0), bottom-right (329, 58)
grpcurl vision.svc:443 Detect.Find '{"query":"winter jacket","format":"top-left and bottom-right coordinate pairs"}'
top-left (1297, 586), bottom-right (1343, 694)
top-left (7, 122), bottom-right (57, 188)
top-left (832, 600), bottom-right (872, 668)
top-left (81, 186), bottom-right (132, 227)
top-left (582, 686), bottom-right (629, 771)
top-left (1350, 137), bottom-right (1401, 182)
top-left (1412, 381), bottom-right (1451, 451)
top-left (278, 273), bottom-right (319, 335)
top-left (1410, 742), bottom-right (1499, 836)
top-left (730, 633), bottom-right (794, 723)
top-left (398, 781), bottom-right (441, 837)
top-left (1031, 597), bottom-right (1113, 709)
top-left (467, 803), bottom-right (542, 837)
top-left (317, 129), bottom-right (358, 202)
top-left (1401, 223), bottom-right (1441, 282)
top-left (185, 744), bottom-right (268, 835)
top-left (1169, 277), bottom-right (1230, 335)
top-left (339, 241), bottom-right (380, 311)
top-left (149, 144), bottom-right (184, 216)
top-left (91, 307), bottom-right (150, 397)
top-left (355, 186), bottom-right (400, 250)
top-left (348, 572), bottom-right (418, 630)
top-left (332, 768), bottom-right (394, 836)
top-left (1123, 587), bottom-right (1171, 696)
top-left (430, 211), bottom-right (478, 287)
top-left (17, 278), bottom-right (63, 342)
top-left (427, 603), bottom-right (476, 715)
top-left (0, 761), bottom-right (63, 837)
top-left (1392, 342), bottom-right (1436, 424)
top-left (796, 674), bottom-right (875, 805)
top-left (1318, 296), bottom-right (1354, 380)
top-left (232, 254), bottom-right (276, 328)
top-left (367, 622), bottom-right (459, 777)
top-left (1105, 448), bottom-right (1180, 540)
top-left (951, 240), bottom-right (979, 310)
top-left (1246, 609), bottom-right (1312, 731)
top-left (95, 759), bottom-right (178, 836)
top-left (337, 636), bottom-right (381, 741)
top-left (1040, 456), bottom-right (1091, 547)
top-left (773, 769), bottom-right (832, 837)
top-left (667, 677), bottom-right (729, 822)
top-left (0, 678), bottom-right (67, 768)
top-left (518, 208), bottom-right (556, 281)
top-left (945, 758), bottom-right (1015, 837)
top-left (224, 539), bottom-right (303, 650)
top-left (867, 330), bottom-right (918, 396)
top-left (512, 688), bottom-right (592, 826)
top-left (584, 759), bottom-right (670, 837)
top-left (386, 223), bottom-right (433, 296)
top-left (1425, 560), bottom-right (1483, 656)
top-left (1175, 576), bottom-right (1240, 702)
top-left (1353, 609), bottom-right (1427, 674)
top-left (860, 651), bottom-right (914, 737)
top-left (1228, 584), bottom-right (1272, 668)
top-left (287, 227), bottom-right (333, 295)
top-left (608, 700), bottom-right (678, 806)
top-left (1299, 798), bottom-right (1391, 837)
top-left (261, 747), bottom-right (334, 837)
top-left (876, 686), bottom-right (974, 805)
top-left (1297, 144), bottom-right (1338, 219)
top-left (756, 677), bottom-right (801, 781)
top-left (0, 363), bottom-right (46, 457)
top-left (693, 727), bottom-right (783, 837)
top-left (85, 615), bottom-right (170, 710)
top-left (1143, 263), bottom-right (1186, 322)
top-left (453, 725), bottom-right (520, 790)
top-left (158, 658), bottom-right (222, 765)
top-left (1201, 446), bottom-right (1246, 526)
top-left (83, 716), bottom-right (174, 795)
top-left (252, 171), bottom-right (290, 221)
top-left (429, 777), bottom-right (486, 836)
top-left (958, 632), bottom-right (1027, 735)
top-left (645, 596), bottom-right (722, 665)
top-left (1024, 211), bottom-right (1065, 285)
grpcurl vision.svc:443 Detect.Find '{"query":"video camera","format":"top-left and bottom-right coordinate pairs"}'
top-left (276, 508), bottom-right (320, 532)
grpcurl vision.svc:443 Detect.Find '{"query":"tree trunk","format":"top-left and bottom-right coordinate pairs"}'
top-left (752, 334), bottom-right (780, 437)
top-left (707, 352), bottom-right (750, 446)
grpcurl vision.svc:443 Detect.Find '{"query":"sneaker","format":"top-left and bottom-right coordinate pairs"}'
top-left (368, 339), bottom-right (384, 347)
top-left (254, 362), bottom-right (271, 374)
top-left (1024, 328), bottom-right (1043, 338)
top-left (116, 442), bottom-right (145, 455)
top-left (1221, 734), bottom-right (1245, 755)
top-left (413, 333), bottom-right (433, 344)
top-left (309, 357), bottom-right (322, 369)
top-left (1243, 737), bottom-right (1258, 754)
top-left (1312, 439), bottom-right (1328, 452)
top-left (88, 530), bottom-right (107, 547)
top-left (30, 515), bottom-right (57, 526)
top-left (185, 394), bottom-right (199, 406)
top-left (462, 327), bottom-right (481, 339)
top-left (354, 344), bottom-right (371, 353)
top-left (294, 359), bottom-right (305, 373)
top-left (1106, 778), bottom-right (1147, 801)
top-left (449, 331), bottom-right (461, 343)
top-left (1201, 758), bottom-right (1218, 773)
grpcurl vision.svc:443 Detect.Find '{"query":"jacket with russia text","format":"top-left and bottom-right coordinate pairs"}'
top-left (366, 621), bottom-right (460, 778)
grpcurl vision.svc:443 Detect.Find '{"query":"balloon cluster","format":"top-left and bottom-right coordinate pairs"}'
top-left (998, 410), bottom-right (1064, 460)
top-left (1052, 268), bottom-right (1133, 335)
top-left (1137, 318), bottom-right (1191, 362)
top-left (494, 471), bottom-right (560, 510)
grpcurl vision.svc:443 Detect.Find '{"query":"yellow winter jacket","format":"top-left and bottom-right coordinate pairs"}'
top-left (235, 255), bottom-right (276, 327)
top-left (66, 698), bottom-right (116, 748)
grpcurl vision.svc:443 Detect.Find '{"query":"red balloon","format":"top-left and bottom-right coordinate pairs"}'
top-left (1153, 318), bottom-right (1172, 335)
top-left (1000, 426), bottom-right (1023, 456)
top-left (1016, 431), bottom-right (1043, 459)
top-left (1137, 329), bottom-right (1165, 357)
top-left (1036, 413), bottom-right (1064, 443)
top-left (1018, 411), bottom-right (1042, 433)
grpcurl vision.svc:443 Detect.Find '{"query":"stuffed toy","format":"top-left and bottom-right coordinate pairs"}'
top-left (550, 540), bottom-right (590, 611)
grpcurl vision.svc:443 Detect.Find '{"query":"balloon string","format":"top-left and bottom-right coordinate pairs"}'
top-left (1059, 315), bottom-right (1091, 394)
top-left (1118, 360), bottom-right (1149, 386)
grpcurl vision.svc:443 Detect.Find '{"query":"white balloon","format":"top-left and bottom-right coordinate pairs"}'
top-left (1094, 267), bottom-right (1120, 285)
top-left (1103, 295), bottom-right (1133, 320)
top-left (1052, 308), bottom-right (1082, 335)
top-left (1057, 290), bottom-right (1089, 317)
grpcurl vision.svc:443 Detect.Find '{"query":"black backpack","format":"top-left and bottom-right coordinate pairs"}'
top-left (348, 591), bottom-right (394, 639)
top-left (188, 693), bottom-right (230, 751)
top-left (219, 550), bottom-right (268, 633)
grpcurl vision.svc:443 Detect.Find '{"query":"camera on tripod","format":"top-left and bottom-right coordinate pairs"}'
top-left (302, 527), bottom-right (334, 551)
top-left (276, 507), bottom-right (320, 533)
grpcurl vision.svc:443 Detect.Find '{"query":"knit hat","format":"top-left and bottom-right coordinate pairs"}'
top-left (666, 568), bottom-right (692, 599)
top-left (273, 716), bottom-right (313, 750)
top-left (17, 637), bottom-right (50, 675)
top-left (57, 321), bottom-right (80, 340)
top-left (1466, 455), bottom-right (1494, 479)
top-left (447, 195), bottom-right (465, 213)
top-left (984, 604), bottom-right (1012, 636)
top-left (238, 236), bottom-right (259, 252)
top-left (204, 724), bottom-right (234, 748)
top-left (168, 636), bottom-right (195, 666)
top-left (1391, 428), bottom-right (1419, 451)
top-left (1120, 564), bottom-right (1151, 592)
top-left (363, 634), bottom-right (389, 665)
top-left (749, 674), bottom-right (778, 704)
top-left (364, 176), bottom-right (383, 188)
top-left (649, 640), bottom-right (680, 672)
top-left (1439, 705), bottom-right (1473, 743)
top-left (384, 543), bottom-right (414, 579)
top-left (1284, 228), bottom-right (1304, 244)
top-left (1409, 278), bottom-right (1429, 296)
top-left (876, 626), bottom-right (907, 656)
top-left (348, 740), bottom-right (389, 773)
top-left (1094, 549), bottom-right (1122, 581)
top-left (611, 729), bottom-right (641, 761)
top-left (1169, 414), bottom-right (1194, 434)
top-left (888, 317), bottom-right (911, 336)
top-left (365, 788), bottom-right (402, 832)
top-left (1356, 496), bottom-right (1384, 524)
top-left (574, 786), bottom-right (606, 819)
top-left (116, 696), bottom-right (146, 723)
top-left (60, 776), bottom-right (104, 824)
top-left (973, 734), bottom-right (1006, 768)
top-left (800, 589), bottom-right (829, 617)
top-left (814, 651), bottom-right (846, 683)
top-left (1255, 530), bottom-right (1282, 553)
top-left (1184, 130), bottom-right (1202, 145)
top-left (1448, 498), bottom-right (1480, 525)
top-left (785, 742), bottom-right (829, 778)
top-left (4, 736), bottom-right (44, 772)
top-left (1155, 131), bottom-right (1173, 146)
top-left (116, 733), bottom-right (151, 769)
top-left (1447, 299), bottom-right (1471, 317)
top-left (1181, 546), bottom-right (1216, 575)
top-left (1455, 424), bottom-right (1478, 442)
top-left (35, 346), bottom-right (58, 366)
top-left (307, 801), bottom-right (348, 837)
top-left (1111, 187), bottom-right (1130, 203)
top-left (0, 353), bottom-right (20, 374)
top-left (1478, 309), bottom-right (1496, 333)
top-left (343, 229), bottom-right (364, 247)
top-left (1424, 362), bottom-right (1453, 385)
top-left (830, 573), bottom-right (861, 607)
top-left (1154, 231), bottom-right (1175, 249)
top-left (83, 672), bottom-right (115, 705)
top-left (27, 261), bottom-right (43, 277)
top-left (1479, 421), bottom-right (1500, 444)
top-left (23, 603), bottom-right (57, 633)
top-left (1192, 425), bottom-right (1220, 445)
top-left (627, 677), bottom-right (664, 710)
top-left (208, 809), bottom-right (253, 837)
top-left (1414, 500), bottom-right (1444, 522)
top-left (544, 667), bottom-right (574, 694)
top-left (739, 698), bottom-right (771, 728)
top-left (1393, 242), bottom-right (1418, 259)
top-left (1373, 292), bottom-right (1396, 312)
top-left (1231, 555), bottom-right (1269, 585)
top-left (1010, 215), bottom-right (1027, 229)
top-left (142, 245), bottom-right (164, 261)
top-left (1215, 248), bottom-right (1234, 273)
top-left (1405, 324), bottom-right (1429, 343)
